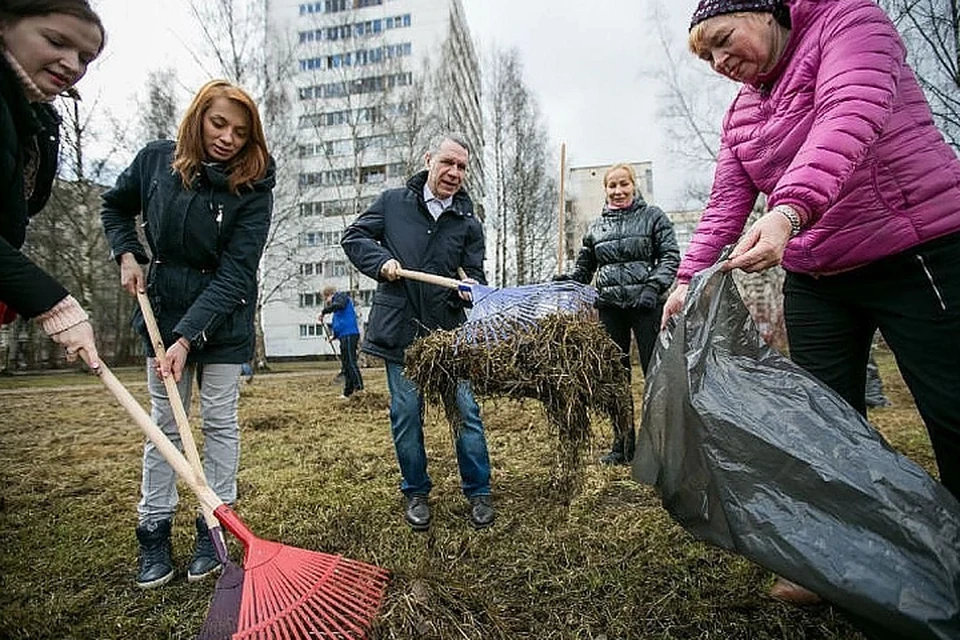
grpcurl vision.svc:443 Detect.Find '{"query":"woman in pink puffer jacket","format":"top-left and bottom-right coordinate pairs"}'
top-left (665, 0), bottom-right (960, 604)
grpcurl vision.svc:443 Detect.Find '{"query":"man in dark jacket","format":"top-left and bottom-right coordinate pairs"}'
top-left (319, 286), bottom-right (363, 399)
top-left (341, 133), bottom-right (494, 531)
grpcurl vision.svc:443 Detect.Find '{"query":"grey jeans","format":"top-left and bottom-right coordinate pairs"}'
top-left (138, 361), bottom-right (242, 524)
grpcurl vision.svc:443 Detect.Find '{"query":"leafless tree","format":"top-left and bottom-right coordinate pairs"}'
top-left (879, 0), bottom-right (960, 151)
top-left (484, 47), bottom-right (559, 286)
top-left (137, 68), bottom-right (180, 144)
top-left (646, 1), bottom-right (736, 208)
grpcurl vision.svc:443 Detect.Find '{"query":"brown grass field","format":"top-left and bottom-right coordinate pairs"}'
top-left (0, 348), bottom-right (935, 639)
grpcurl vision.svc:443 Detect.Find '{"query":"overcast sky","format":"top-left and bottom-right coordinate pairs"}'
top-left (83, 0), bottom-right (708, 210)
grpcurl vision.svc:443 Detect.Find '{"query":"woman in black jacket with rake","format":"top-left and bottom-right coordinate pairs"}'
top-left (101, 79), bottom-right (275, 590)
top-left (558, 163), bottom-right (680, 464)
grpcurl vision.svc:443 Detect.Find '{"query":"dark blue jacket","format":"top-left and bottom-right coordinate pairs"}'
top-left (321, 291), bottom-right (359, 338)
top-left (101, 140), bottom-right (275, 363)
top-left (341, 170), bottom-right (485, 363)
top-left (0, 54), bottom-right (68, 318)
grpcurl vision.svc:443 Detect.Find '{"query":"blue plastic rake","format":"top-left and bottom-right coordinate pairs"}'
top-left (396, 268), bottom-right (598, 345)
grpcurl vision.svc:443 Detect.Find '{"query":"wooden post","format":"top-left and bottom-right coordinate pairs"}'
top-left (557, 142), bottom-right (566, 273)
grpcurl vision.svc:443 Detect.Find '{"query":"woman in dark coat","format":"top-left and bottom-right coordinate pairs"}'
top-left (101, 80), bottom-right (275, 589)
top-left (0, 0), bottom-right (104, 369)
top-left (559, 163), bottom-right (680, 464)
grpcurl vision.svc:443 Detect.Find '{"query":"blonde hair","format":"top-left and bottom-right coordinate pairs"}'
top-left (688, 11), bottom-right (783, 58)
top-left (172, 80), bottom-right (269, 194)
top-left (603, 163), bottom-right (637, 188)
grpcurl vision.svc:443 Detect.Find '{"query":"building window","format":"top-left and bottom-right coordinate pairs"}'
top-left (298, 72), bottom-right (414, 102)
top-left (324, 261), bottom-right (348, 277)
top-left (299, 262), bottom-right (324, 276)
top-left (299, 323), bottom-right (324, 337)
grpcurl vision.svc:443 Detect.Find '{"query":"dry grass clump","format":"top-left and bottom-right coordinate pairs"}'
top-left (405, 315), bottom-right (632, 499)
top-left (344, 389), bottom-right (391, 411)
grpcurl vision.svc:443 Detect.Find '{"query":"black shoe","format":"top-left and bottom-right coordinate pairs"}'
top-left (468, 495), bottom-right (495, 529)
top-left (404, 495), bottom-right (430, 531)
top-left (135, 519), bottom-right (174, 589)
top-left (599, 450), bottom-right (628, 466)
top-left (187, 516), bottom-right (222, 583)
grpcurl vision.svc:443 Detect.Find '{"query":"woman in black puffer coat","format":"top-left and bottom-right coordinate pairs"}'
top-left (558, 163), bottom-right (680, 465)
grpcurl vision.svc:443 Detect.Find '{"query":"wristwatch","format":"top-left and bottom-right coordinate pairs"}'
top-left (772, 205), bottom-right (802, 237)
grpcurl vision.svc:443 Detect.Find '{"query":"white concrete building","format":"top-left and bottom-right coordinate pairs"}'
top-left (262, 0), bottom-right (483, 358)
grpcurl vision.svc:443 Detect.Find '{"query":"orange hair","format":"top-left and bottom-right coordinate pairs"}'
top-left (172, 80), bottom-right (269, 194)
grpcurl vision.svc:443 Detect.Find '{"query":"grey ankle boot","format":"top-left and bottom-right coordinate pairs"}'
top-left (187, 516), bottom-right (222, 582)
top-left (135, 519), bottom-right (174, 589)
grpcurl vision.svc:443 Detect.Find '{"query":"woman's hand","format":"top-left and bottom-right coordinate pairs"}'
top-left (119, 253), bottom-right (145, 296)
top-left (724, 212), bottom-right (792, 273)
top-left (661, 283), bottom-right (689, 329)
top-left (58, 321), bottom-right (101, 372)
top-left (156, 337), bottom-right (190, 383)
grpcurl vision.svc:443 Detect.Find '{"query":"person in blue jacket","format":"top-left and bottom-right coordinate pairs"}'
top-left (319, 285), bottom-right (363, 398)
top-left (101, 80), bottom-right (275, 589)
top-left (341, 133), bottom-right (495, 532)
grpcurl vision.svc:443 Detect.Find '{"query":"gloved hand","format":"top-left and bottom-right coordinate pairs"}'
top-left (637, 286), bottom-right (659, 310)
top-left (552, 273), bottom-right (573, 282)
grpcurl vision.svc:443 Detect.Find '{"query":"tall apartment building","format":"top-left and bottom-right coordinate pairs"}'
top-left (262, 0), bottom-right (483, 358)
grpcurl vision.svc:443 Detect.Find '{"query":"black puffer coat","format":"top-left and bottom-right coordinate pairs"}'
top-left (569, 196), bottom-right (680, 309)
top-left (101, 140), bottom-right (275, 363)
top-left (341, 170), bottom-right (485, 364)
top-left (0, 54), bottom-right (68, 318)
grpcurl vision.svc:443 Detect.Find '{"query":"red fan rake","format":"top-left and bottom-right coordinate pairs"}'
top-left (94, 361), bottom-right (389, 639)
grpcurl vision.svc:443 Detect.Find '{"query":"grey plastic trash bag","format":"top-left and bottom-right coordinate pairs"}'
top-left (633, 259), bottom-right (960, 640)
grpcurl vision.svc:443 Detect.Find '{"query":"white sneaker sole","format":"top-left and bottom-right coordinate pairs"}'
top-left (136, 569), bottom-right (174, 589)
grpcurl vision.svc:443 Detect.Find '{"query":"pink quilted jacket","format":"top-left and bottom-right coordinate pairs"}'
top-left (678, 0), bottom-right (960, 282)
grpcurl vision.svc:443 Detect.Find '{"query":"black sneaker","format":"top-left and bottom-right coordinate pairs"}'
top-left (468, 495), bottom-right (495, 529)
top-left (404, 495), bottom-right (430, 531)
top-left (135, 519), bottom-right (174, 589)
top-left (187, 516), bottom-right (222, 582)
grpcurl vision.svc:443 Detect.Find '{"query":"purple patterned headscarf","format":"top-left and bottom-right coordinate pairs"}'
top-left (689, 0), bottom-right (782, 30)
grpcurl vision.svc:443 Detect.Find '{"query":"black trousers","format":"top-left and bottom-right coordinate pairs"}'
top-left (599, 304), bottom-right (662, 377)
top-left (598, 304), bottom-right (662, 457)
top-left (339, 333), bottom-right (364, 396)
top-left (783, 231), bottom-right (960, 500)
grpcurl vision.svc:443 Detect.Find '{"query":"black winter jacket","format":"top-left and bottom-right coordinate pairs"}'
top-left (341, 170), bottom-right (485, 363)
top-left (0, 54), bottom-right (68, 318)
top-left (569, 196), bottom-right (680, 309)
top-left (101, 140), bottom-right (275, 363)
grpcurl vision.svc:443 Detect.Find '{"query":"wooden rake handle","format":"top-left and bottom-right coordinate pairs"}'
top-left (137, 292), bottom-right (219, 530)
top-left (94, 360), bottom-right (223, 515)
top-left (396, 268), bottom-right (468, 291)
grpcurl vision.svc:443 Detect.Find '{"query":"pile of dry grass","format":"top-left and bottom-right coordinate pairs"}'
top-left (404, 314), bottom-right (632, 499)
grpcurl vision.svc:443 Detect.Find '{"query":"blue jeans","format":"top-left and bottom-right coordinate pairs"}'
top-left (384, 361), bottom-right (491, 498)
